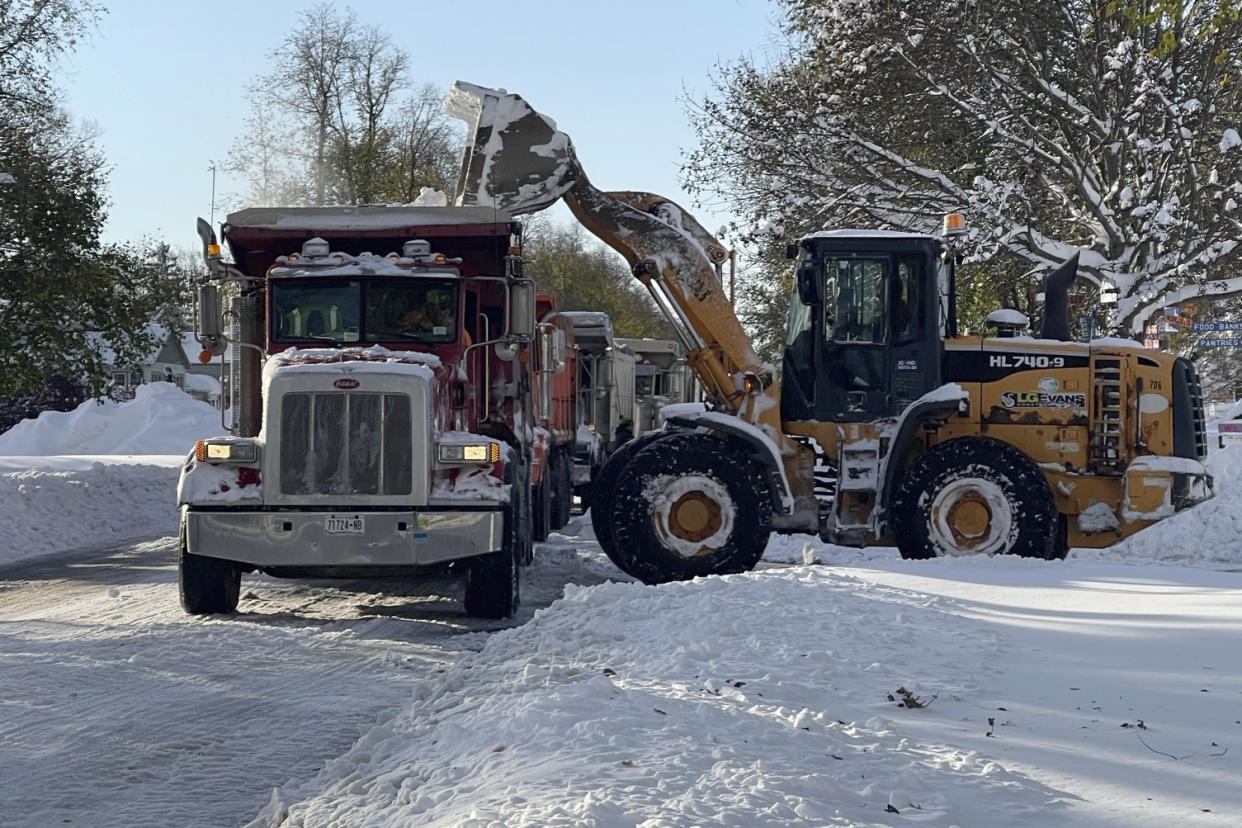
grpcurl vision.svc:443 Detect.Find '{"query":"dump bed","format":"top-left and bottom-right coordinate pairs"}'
top-left (222, 206), bottom-right (514, 278)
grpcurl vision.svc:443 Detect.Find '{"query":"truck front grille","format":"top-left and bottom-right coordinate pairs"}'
top-left (279, 392), bottom-right (412, 495)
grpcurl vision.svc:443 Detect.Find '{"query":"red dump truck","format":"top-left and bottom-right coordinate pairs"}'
top-left (177, 206), bottom-right (573, 618)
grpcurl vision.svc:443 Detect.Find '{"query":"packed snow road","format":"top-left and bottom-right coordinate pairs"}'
top-left (0, 526), bottom-right (620, 828)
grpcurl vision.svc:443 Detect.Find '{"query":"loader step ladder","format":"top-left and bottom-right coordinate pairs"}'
top-left (1090, 356), bottom-right (1125, 474)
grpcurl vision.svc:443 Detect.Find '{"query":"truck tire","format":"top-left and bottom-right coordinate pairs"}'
top-left (549, 449), bottom-right (571, 530)
top-left (178, 522), bottom-right (241, 615)
top-left (602, 432), bottom-right (772, 584)
top-left (532, 468), bottom-right (551, 543)
top-left (890, 437), bottom-right (1062, 561)
top-left (463, 499), bottom-right (520, 619)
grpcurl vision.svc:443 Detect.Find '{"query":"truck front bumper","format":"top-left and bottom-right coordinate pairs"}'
top-left (183, 508), bottom-right (503, 568)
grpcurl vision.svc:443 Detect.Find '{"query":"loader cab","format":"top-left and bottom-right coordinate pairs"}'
top-left (782, 232), bottom-right (949, 423)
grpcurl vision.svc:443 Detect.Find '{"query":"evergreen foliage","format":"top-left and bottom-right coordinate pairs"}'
top-left (0, 1), bottom-right (187, 400)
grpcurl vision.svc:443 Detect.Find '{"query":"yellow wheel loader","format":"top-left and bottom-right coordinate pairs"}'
top-left (446, 82), bottom-right (1213, 583)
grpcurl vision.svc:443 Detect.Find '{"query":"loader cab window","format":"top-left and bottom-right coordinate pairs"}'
top-left (830, 259), bottom-right (887, 343)
top-left (893, 257), bottom-right (925, 344)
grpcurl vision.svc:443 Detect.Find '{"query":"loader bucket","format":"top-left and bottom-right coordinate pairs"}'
top-left (444, 81), bottom-right (579, 215)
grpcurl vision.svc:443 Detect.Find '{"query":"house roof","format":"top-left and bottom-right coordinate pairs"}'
top-left (89, 323), bottom-right (184, 367)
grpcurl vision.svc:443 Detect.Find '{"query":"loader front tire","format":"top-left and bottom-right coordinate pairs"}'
top-left (603, 432), bottom-right (772, 584)
top-left (588, 431), bottom-right (667, 555)
top-left (890, 437), bottom-right (1062, 561)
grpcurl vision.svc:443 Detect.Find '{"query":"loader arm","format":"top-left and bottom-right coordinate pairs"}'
top-left (445, 81), bottom-right (782, 439)
top-left (563, 180), bottom-right (780, 432)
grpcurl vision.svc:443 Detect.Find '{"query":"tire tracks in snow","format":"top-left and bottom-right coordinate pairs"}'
top-left (0, 534), bottom-right (605, 827)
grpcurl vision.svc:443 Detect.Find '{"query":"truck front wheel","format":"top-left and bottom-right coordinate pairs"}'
top-left (602, 433), bottom-right (772, 584)
top-left (463, 506), bottom-right (520, 619)
top-left (890, 437), bottom-right (1062, 560)
top-left (178, 523), bottom-right (241, 615)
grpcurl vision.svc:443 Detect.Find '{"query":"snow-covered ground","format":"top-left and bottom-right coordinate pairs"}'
top-left (2, 388), bottom-right (1241, 826)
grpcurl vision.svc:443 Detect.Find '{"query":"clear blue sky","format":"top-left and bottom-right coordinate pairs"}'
top-left (61, 0), bottom-right (781, 248)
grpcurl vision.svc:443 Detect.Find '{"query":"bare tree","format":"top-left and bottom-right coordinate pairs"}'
top-left (226, 3), bottom-right (459, 208)
top-left (0, 0), bottom-right (101, 122)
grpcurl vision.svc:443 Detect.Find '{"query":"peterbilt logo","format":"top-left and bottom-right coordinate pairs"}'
top-left (334, 378), bottom-right (360, 389)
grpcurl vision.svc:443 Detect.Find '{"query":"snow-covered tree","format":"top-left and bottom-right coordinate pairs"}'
top-left (687, 0), bottom-right (1242, 335)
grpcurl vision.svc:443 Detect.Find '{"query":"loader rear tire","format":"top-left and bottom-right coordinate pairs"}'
top-left (890, 437), bottom-right (1061, 561)
top-left (603, 432), bottom-right (772, 584)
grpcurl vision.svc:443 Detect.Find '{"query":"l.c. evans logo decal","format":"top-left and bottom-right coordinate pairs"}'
top-left (1000, 390), bottom-right (1087, 408)
top-left (334, 378), bottom-right (360, 389)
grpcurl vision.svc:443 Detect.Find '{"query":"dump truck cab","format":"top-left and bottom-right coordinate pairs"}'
top-left (177, 206), bottom-right (542, 618)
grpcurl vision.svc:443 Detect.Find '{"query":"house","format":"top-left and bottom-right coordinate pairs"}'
top-left (92, 324), bottom-right (192, 400)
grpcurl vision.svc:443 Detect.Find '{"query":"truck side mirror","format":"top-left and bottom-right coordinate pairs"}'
top-left (552, 328), bottom-right (567, 373)
top-left (509, 279), bottom-right (535, 338)
top-left (198, 284), bottom-right (221, 339)
top-left (796, 264), bottom-right (821, 306)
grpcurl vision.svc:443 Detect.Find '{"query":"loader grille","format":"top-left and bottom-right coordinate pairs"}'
top-left (278, 392), bottom-right (413, 496)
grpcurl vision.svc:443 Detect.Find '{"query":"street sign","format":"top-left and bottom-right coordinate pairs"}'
top-left (1191, 321), bottom-right (1242, 332)
top-left (1198, 337), bottom-right (1242, 347)
top-left (1165, 315), bottom-right (1194, 328)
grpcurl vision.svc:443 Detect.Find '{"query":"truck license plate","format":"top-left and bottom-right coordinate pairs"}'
top-left (324, 514), bottom-right (364, 534)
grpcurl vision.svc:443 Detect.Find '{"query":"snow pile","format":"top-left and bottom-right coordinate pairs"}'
top-left (0, 381), bottom-right (221, 455)
top-left (0, 462), bottom-right (180, 565)
top-left (1085, 446), bottom-right (1242, 564)
top-left (254, 568), bottom-right (1063, 827)
top-left (0, 383), bottom-right (216, 563)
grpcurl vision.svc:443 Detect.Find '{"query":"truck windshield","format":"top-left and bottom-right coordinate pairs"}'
top-left (271, 278), bottom-right (459, 345)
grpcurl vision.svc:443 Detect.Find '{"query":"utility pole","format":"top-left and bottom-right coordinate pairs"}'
top-left (208, 162), bottom-right (217, 229)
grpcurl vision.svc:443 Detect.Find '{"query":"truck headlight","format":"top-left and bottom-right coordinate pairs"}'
top-left (438, 442), bottom-right (501, 463)
top-left (195, 439), bottom-right (259, 464)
